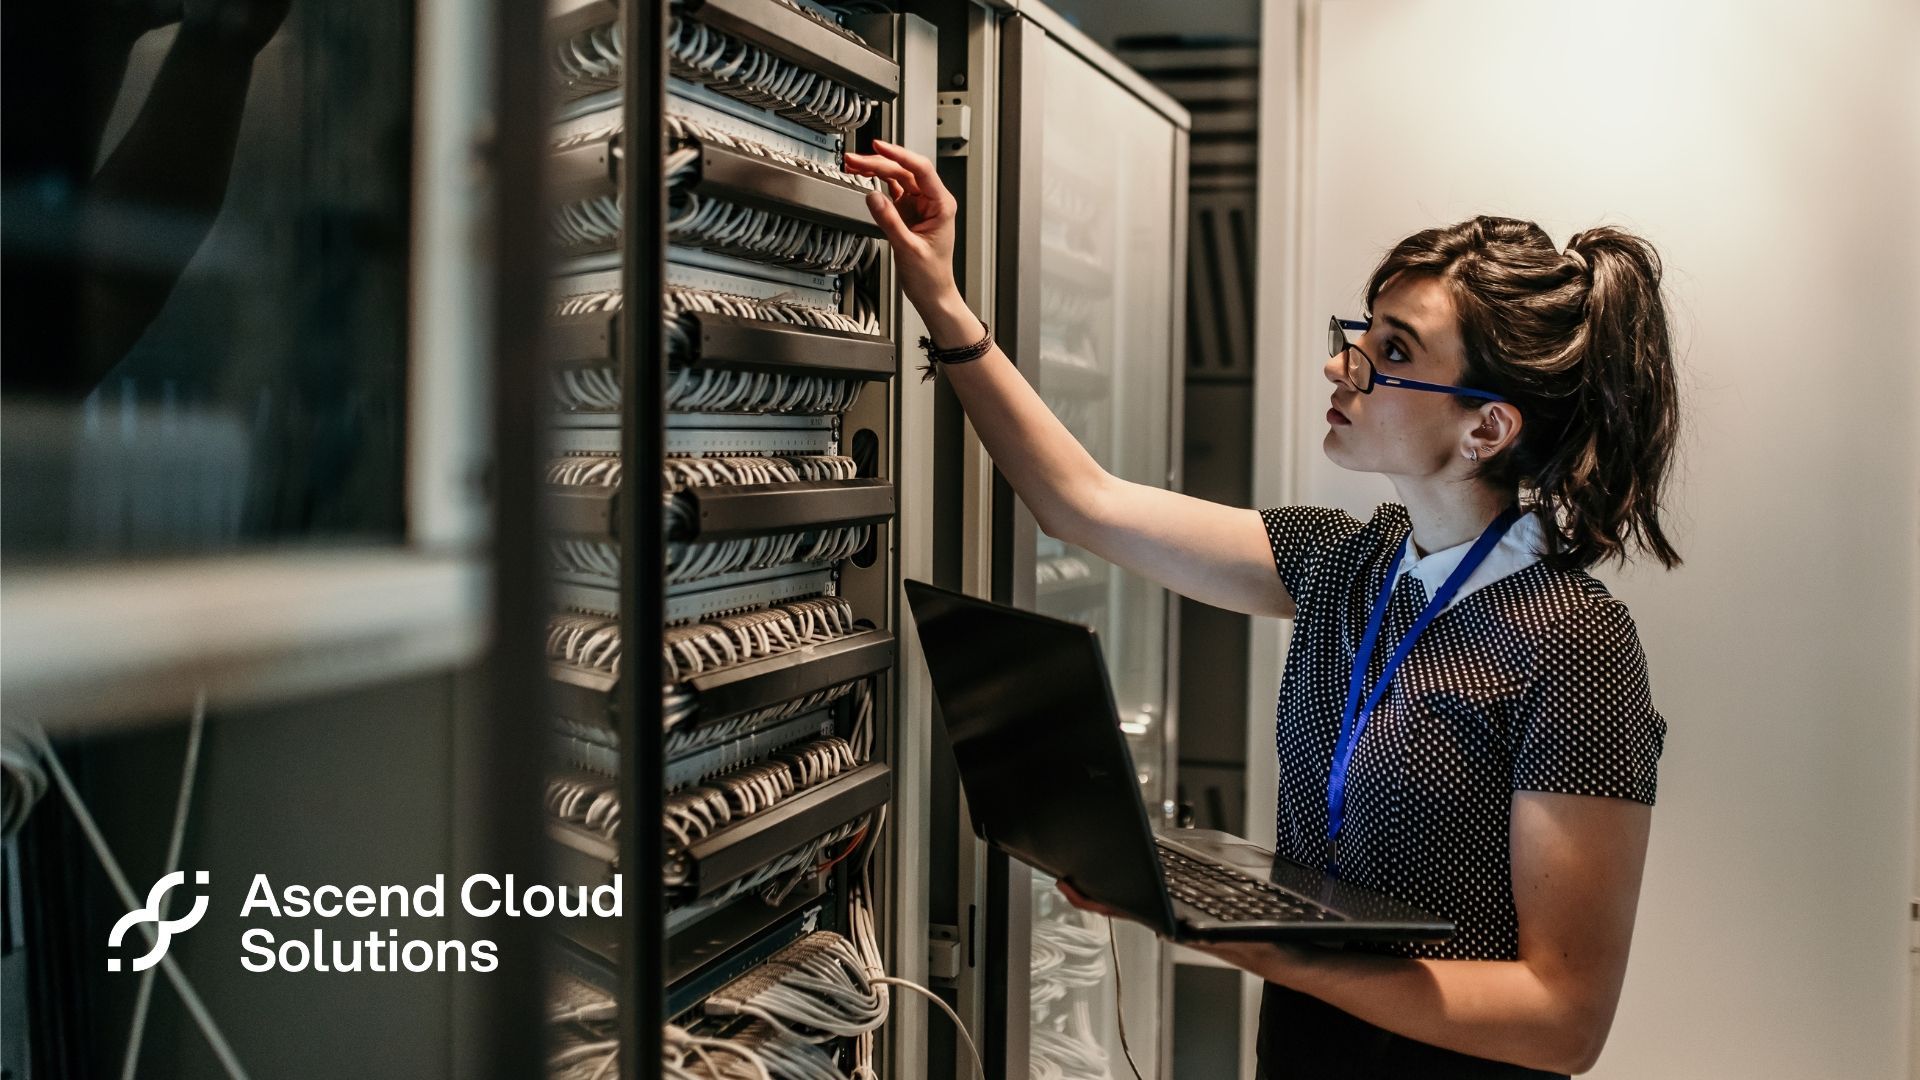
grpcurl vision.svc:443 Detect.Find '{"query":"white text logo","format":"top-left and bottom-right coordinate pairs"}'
top-left (108, 871), bottom-right (211, 972)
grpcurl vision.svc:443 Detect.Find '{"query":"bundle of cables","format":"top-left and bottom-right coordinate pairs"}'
top-left (550, 287), bottom-right (624, 415)
top-left (662, 736), bottom-right (862, 884)
top-left (550, 284), bottom-right (880, 417)
top-left (545, 453), bottom-right (625, 582)
top-left (667, 521), bottom-right (870, 587)
top-left (682, 815), bottom-right (867, 912)
top-left (551, 0), bottom-right (884, 134)
top-left (662, 286), bottom-right (879, 414)
top-left (549, 612), bottom-right (622, 677)
top-left (552, 138), bottom-right (879, 271)
top-left (551, 19), bottom-right (624, 105)
top-left (665, 148), bottom-right (879, 273)
top-left (548, 973), bottom-right (619, 1080)
top-left (667, 113), bottom-right (879, 189)
top-left (665, 682), bottom-right (857, 756)
top-left (662, 455), bottom-right (872, 586)
top-left (704, 932), bottom-right (887, 1043)
top-left (665, 1019), bottom-right (842, 1080)
top-left (662, 596), bottom-right (859, 683)
top-left (547, 770), bottom-right (622, 840)
top-left (664, 4), bottom-right (879, 134)
top-left (1029, 878), bottom-right (1140, 1080)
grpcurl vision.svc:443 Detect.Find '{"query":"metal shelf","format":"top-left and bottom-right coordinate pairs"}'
top-left (664, 884), bottom-right (833, 1017)
top-left (682, 762), bottom-right (890, 897)
top-left (548, 478), bottom-right (892, 543)
top-left (551, 131), bottom-right (621, 206)
top-left (544, 764), bottom-right (885, 901)
top-left (550, 662), bottom-right (618, 726)
top-left (551, 134), bottom-right (882, 237)
top-left (685, 478), bottom-right (893, 540)
top-left (548, 628), bottom-right (893, 729)
top-left (549, 486), bottom-right (618, 537)
top-left (685, 310), bottom-right (895, 378)
top-left (552, 306), bottom-right (897, 381)
top-left (678, 0), bottom-right (900, 103)
top-left (683, 628), bottom-right (893, 723)
top-left (691, 142), bottom-right (883, 236)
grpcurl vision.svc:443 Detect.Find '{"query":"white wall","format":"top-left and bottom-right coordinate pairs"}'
top-left (1264, 1), bottom-right (1920, 1076)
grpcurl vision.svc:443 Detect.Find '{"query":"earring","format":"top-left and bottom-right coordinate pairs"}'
top-left (1466, 448), bottom-right (1480, 462)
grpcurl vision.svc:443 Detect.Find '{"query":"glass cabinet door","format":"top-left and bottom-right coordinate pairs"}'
top-left (1026, 29), bottom-right (1180, 1080)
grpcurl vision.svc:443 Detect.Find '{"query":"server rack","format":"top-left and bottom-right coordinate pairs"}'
top-left (530, 3), bottom-right (935, 1077)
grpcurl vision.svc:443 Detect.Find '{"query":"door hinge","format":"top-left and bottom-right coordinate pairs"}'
top-left (937, 93), bottom-right (972, 157)
top-left (928, 923), bottom-right (963, 981)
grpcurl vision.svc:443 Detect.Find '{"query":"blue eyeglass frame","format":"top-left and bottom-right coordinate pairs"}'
top-left (1330, 316), bottom-right (1509, 403)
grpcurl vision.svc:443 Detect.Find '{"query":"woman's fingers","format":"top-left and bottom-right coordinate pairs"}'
top-left (870, 139), bottom-right (946, 203)
top-left (843, 150), bottom-right (919, 193)
top-left (1055, 880), bottom-right (1122, 919)
top-left (864, 190), bottom-right (915, 248)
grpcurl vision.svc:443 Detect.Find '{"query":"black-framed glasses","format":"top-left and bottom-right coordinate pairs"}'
top-left (1328, 316), bottom-right (1509, 403)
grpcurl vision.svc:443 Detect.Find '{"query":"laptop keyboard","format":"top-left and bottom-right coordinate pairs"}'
top-left (1156, 840), bottom-right (1343, 924)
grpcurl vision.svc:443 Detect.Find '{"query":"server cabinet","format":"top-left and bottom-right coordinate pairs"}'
top-left (530, 3), bottom-right (937, 1077)
top-left (922, 4), bottom-right (1191, 1078)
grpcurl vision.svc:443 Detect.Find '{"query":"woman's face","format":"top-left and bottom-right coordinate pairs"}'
top-left (1323, 273), bottom-right (1487, 479)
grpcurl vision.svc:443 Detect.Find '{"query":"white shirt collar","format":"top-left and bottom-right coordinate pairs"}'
top-left (1394, 510), bottom-right (1547, 610)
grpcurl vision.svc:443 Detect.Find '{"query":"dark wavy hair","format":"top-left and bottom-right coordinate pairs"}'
top-left (1365, 215), bottom-right (1682, 571)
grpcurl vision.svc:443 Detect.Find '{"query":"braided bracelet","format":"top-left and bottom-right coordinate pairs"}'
top-left (917, 320), bottom-right (993, 382)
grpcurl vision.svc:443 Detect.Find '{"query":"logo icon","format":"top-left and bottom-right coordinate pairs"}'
top-left (108, 871), bottom-right (211, 972)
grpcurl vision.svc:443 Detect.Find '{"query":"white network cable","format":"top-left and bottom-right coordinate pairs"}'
top-left (664, 682), bottom-right (856, 754)
top-left (553, 537), bottom-right (623, 581)
top-left (550, 285), bottom-right (879, 416)
top-left (547, 770), bottom-right (622, 840)
top-left (550, 3), bottom-right (883, 133)
top-left (659, 453), bottom-right (869, 584)
top-left (660, 736), bottom-right (862, 873)
top-left (844, 811), bottom-right (989, 1080)
top-left (664, 11), bottom-right (877, 133)
top-left (663, 283), bottom-right (878, 337)
top-left (664, 454), bottom-right (858, 492)
top-left (540, 449), bottom-right (870, 584)
top-left (663, 815), bottom-right (861, 916)
top-left (1035, 553), bottom-right (1095, 586)
top-left (665, 1019), bottom-right (846, 1080)
top-left (552, 20), bottom-right (624, 104)
top-left (551, 593), bottom-right (858, 721)
top-left (666, 113), bottom-right (880, 191)
top-left (548, 612), bottom-right (622, 675)
top-left (552, 141), bottom-right (880, 271)
top-left (666, 524), bottom-right (872, 586)
top-left (548, 454), bottom-right (624, 487)
top-left (667, 185), bottom-right (879, 274)
top-left (704, 932), bottom-right (887, 1043)
top-left (663, 595), bottom-right (857, 681)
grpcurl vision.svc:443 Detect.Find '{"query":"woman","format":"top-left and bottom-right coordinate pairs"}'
top-left (847, 140), bottom-right (1675, 1079)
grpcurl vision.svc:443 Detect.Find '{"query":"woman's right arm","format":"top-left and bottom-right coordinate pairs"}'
top-left (846, 141), bottom-right (1294, 620)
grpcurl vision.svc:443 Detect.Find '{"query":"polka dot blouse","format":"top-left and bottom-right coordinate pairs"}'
top-left (1260, 502), bottom-right (1666, 963)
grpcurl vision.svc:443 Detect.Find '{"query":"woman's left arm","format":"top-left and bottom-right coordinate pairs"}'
top-left (1188, 791), bottom-right (1651, 1075)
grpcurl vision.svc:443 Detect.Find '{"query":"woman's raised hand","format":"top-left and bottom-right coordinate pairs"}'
top-left (844, 140), bottom-right (960, 312)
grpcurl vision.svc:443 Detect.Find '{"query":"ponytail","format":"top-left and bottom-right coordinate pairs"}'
top-left (1365, 216), bottom-right (1683, 571)
top-left (1543, 228), bottom-right (1681, 569)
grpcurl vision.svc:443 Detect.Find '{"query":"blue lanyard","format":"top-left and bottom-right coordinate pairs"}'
top-left (1326, 505), bottom-right (1522, 871)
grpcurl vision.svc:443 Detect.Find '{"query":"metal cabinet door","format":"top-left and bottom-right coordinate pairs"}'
top-left (991, 11), bottom-right (1189, 1078)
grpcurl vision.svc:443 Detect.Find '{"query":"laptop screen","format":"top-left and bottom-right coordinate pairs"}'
top-left (904, 580), bottom-right (1174, 934)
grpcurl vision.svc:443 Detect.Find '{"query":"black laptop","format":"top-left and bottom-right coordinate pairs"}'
top-left (904, 579), bottom-right (1453, 944)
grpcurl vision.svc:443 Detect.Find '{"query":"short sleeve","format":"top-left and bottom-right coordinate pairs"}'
top-left (1510, 600), bottom-right (1666, 804)
top-left (1257, 505), bottom-right (1366, 611)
